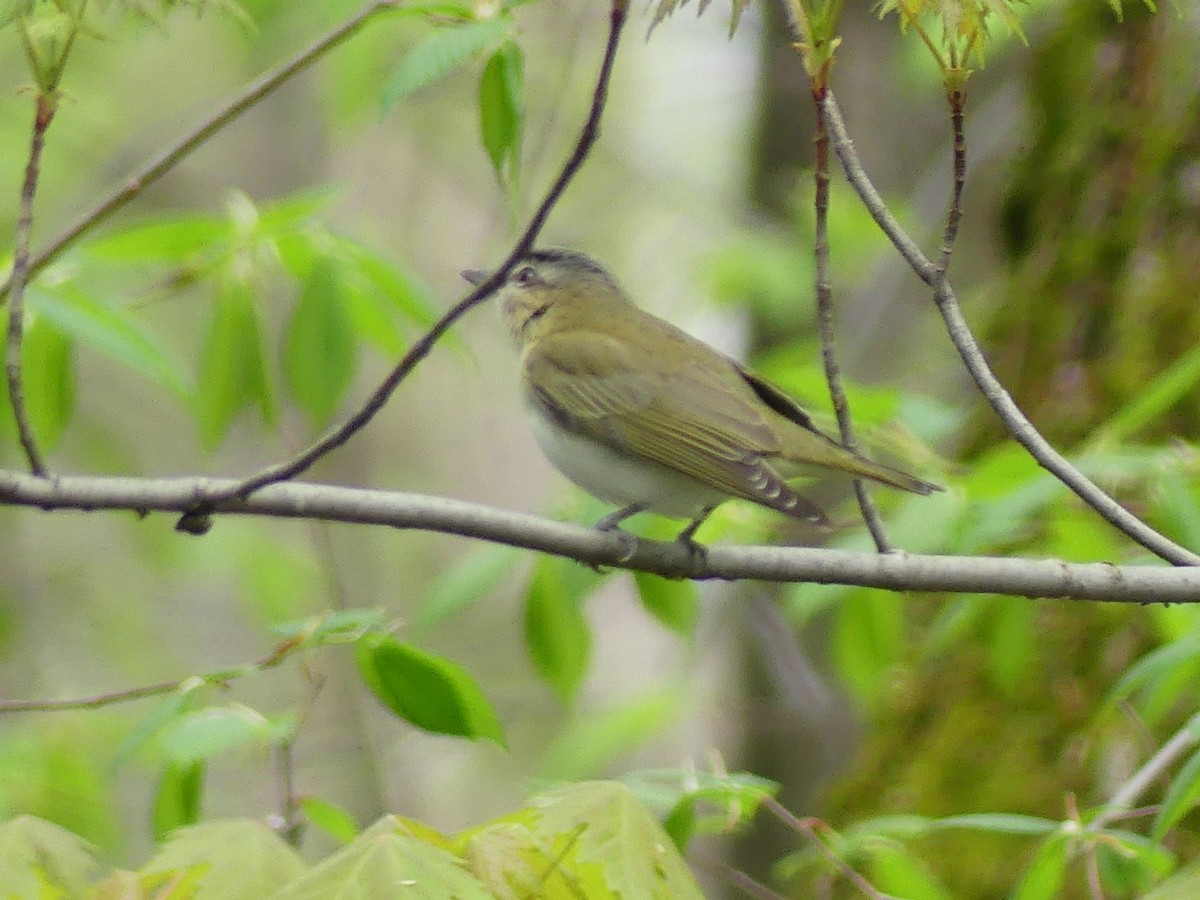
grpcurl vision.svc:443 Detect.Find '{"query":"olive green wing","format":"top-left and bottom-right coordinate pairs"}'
top-left (523, 330), bottom-right (828, 522)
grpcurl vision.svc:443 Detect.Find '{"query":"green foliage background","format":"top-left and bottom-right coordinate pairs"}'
top-left (0, 0), bottom-right (1198, 897)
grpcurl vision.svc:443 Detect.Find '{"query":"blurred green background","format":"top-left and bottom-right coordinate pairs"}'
top-left (1, 1), bottom-right (1199, 896)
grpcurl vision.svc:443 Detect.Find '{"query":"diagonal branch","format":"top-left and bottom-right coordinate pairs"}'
top-left (818, 92), bottom-right (1200, 568)
top-left (209, 0), bottom-right (630, 503)
top-left (0, 0), bottom-right (400, 307)
top-left (5, 93), bottom-right (57, 476)
top-left (2, 470), bottom-right (1198, 602)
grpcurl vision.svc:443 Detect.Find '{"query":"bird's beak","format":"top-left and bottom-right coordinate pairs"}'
top-left (461, 268), bottom-right (488, 286)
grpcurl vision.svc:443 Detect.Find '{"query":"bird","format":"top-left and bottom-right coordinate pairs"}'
top-left (462, 248), bottom-right (938, 545)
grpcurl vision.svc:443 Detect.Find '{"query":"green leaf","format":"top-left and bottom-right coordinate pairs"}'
top-left (527, 781), bottom-right (704, 900)
top-left (633, 572), bottom-right (698, 635)
top-left (161, 703), bottom-right (275, 765)
top-left (1104, 638), bottom-right (1200, 714)
top-left (116, 686), bottom-right (200, 765)
top-left (478, 40), bottom-right (523, 184)
top-left (1011, 833), bottom-right (1069, 900)
top-left (358, 637), bottom-right (505, 744)
top-left (1095, 828), bottom-right (1175, 891)
top-left (537, 688), bottom-right (689, 781)
top-left (85, 216), bottom-right (228, 262)
top-left (1097, 341), bottom-right (1200, 442)
top-left (151, 761), bottom-right (205, 843)
top-left (833, 588), bottom-right (904, 705)
top-left (274, 815), bottom-right (490, 900)
top-left (414, 544), bottom-right (520, 632)
top-left (300, 796), bottom-right (360, 844)
top-left (282, 255), bottom-right (358, 428)
top-left (867, 841), bottom-right (953, 900)
top-left (142, 819), bottom-right (306, 898)
top-left (27, 284), bottom-right (189, 399)
top-left (524, 556), bottom-right (598, 702)
top-left (195, 274), bottom-right (273, 447)
top-left (0, 816), bottom-right (99, 898)
top-left (1152, 745), bottom-right (1200, 840)
top-left (930, 813), bottom-right (1060, 836)
top-left (333, 236), bottom-right (446, 348)
top-left (20, 315), bottom-right (74, 450)
top-left (985, 597), bottom-right (1036, 696)
top-left (381, 16), bottom-right (511, 114)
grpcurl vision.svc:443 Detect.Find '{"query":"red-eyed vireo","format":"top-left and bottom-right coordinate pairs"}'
top-left (463, 249), bottom-right (938, 545)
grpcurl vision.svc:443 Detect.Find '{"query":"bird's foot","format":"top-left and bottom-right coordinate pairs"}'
top-left (674, 507), bottom-right (714, 567)
top-left (592, 503), bottom-right (646, 569)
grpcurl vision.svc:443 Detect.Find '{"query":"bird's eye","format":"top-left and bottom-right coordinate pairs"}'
top-left (514, 266), bottom-right (538, 286)
top-left (527, 304), bottom-right (549, 322)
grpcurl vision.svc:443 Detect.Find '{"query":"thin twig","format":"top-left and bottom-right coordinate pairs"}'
top-left (819, 89), bottom-right (1200, 568)
top-left (0, 634), bottom-right (306, 714)
top-left (2, 469), bottom-right (1199, 601)
top-left (760, 796), bottom-right (886, 899)
top-left (5, 93), bottom-right (56, 476)
top-left (811, 88), bottom-right (889, 552)
top-left (1089, 713), bottom-right (1200, 832)
top-left (208, 0), bottom-right (628, 503)
top-left (0, 0), bottom-right (400, 306)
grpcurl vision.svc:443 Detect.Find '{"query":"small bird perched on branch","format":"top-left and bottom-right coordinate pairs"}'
top-left (463, 249), bottom-right (938, 546)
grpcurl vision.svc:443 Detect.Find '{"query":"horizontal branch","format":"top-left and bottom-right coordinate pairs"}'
top-left (1, 470), bottom-right (1196, 603)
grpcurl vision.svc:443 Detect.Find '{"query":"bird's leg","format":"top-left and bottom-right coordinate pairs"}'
top-left (593, 503), bottom-right (647, 567)
top-left (595, 503), bottom-right (647, 533)
top-left (675, 506), bottom-right (714, 564)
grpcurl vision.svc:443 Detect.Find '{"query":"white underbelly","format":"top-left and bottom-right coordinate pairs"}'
top-left (529, 410), bottom-right (725, 519)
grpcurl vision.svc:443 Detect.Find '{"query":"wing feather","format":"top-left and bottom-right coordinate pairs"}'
top-left (524, 331), bottom-right (826, 521)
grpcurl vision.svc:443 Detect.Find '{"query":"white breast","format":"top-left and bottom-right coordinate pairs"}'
top-left (527, 406), bottom-right (725, 519)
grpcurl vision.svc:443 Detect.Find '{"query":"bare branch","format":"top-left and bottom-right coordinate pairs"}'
top-left (817, 91), bottom-right (1200, 568)
top-left (1, 470), bottom-right (1197, 602)
top-left (811, 88), bottom-right (889, 552)
top-left (0, 0), bottom-right (400, 306)
top-left (5, 93), bottom-right (56, 476)
top-left (213, 0), bottom-right (630, 503)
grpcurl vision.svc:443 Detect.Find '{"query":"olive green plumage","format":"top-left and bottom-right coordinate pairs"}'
top-left (465, 249), bottom-right (937, 535)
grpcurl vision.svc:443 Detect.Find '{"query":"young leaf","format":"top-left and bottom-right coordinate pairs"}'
top-left (195, 274), bottom-right (274, 447)
top-left (84, 216), bottom-right (228, 262)
top-left (27, 284), bottom-right (189, 400)
top-left (1152, 745), bottom-right (1200, 840)
top-left (527, 781), bottom-right (704, 899)
top-left (1011, 833), bottom-right (1069, 900)
top-left (358, 637), bottom-right (505, 745)
top-left (272, 816), bottom-right (490, 899)
top-left (524, 556), bottom-right (597, 702)
top-left (282, 255), bottom-right (358, 428)
top-left (300, 796), bottom-right (360, 845)
top-left (160, 704), bottom-right (275, 765)
top-left (142, 819), bottom-right (306, 897)
top-left (478, 40), bottom-right (523, 184)
top-left (0, 816), bottom-right (100, 897)
top-left (632, 572), bottom-right (698, 635)
top-left (20, 316), bottom-right (74, 450)
top-left (414, 544), bottom-right (520, 632)
top-left (151, 761), bottom-right (205, 843)
top-left (381, 17), bottom-right (510, 115)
